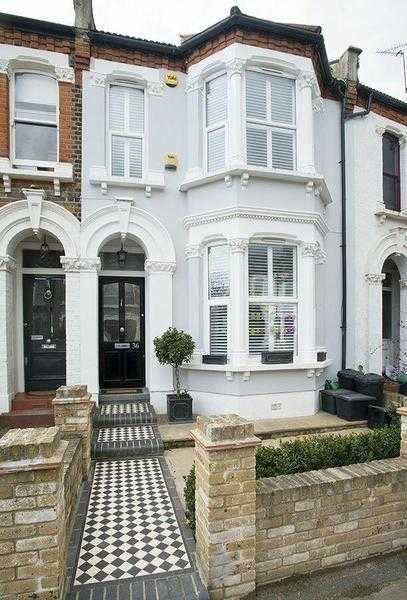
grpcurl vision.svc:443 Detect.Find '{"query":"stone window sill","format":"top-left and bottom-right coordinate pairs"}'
top-left (375, 207), bottom-right (407, 224)
top-left (179, 167), bottom-right (332, 205)
top-left (89, 166), bottom-right (165, 198)
top-left (182, 359), bottom-right (332, 381)
top-left (0, 158), bottom-right (73, 196)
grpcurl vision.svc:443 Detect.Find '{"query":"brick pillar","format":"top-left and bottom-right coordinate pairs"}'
top-left (0, 427), bottom-right (68, 600)
top-left (53, 385), bottom-right (94, 478)
top-left (191, 414), bottom-right (261, 600)
top-left (398, 407), bottom-right (407, 459)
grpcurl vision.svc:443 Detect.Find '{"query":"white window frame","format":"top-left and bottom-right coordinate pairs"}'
top-left (10, 69), bottom-right (59, 168)
top-left (244, 68), bottom-right (297, 171)
top-left (248, 241), bottom-right (299, 355)
top-left (204, 242), bottom-right (231, 355)
top-left (204, 71), bottom-right (228, 175)
top-left (107, 81), bottom-right (147, 180)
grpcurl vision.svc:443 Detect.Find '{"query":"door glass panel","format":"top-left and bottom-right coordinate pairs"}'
top-left (103, 282), bottom-right (120, 341)
top-left (124, 283), bottom-right (140, 342)
top-left (32, 278), bottom-right (52, 336)
top-left (51, 278), bottom-right (66, 339)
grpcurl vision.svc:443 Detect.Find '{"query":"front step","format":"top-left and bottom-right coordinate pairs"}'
top-left (94, 401), bottom-right (157, 427)
top-left (99, 391), bottom-right (151, 404)
top-left (91, 424), bottom-right (164, 459)
top-left (0, 409), bottom-right (54, 429)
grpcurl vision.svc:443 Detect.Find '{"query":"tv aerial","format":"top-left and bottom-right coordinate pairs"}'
top-left (377, 43), bottom-right (407, 93)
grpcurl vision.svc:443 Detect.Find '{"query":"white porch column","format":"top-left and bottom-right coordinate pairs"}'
top-left (0, 256), bottom-right (16, 413)
top-left (226, 58), bottom-right (245, 169)
top-left (61, 258), bottom-right (82, 386)
top-left (365, 273), bottom-right (385, 373)
top-left (399, 279), bottom-right (407, 370)
top-left (185, 78), bottom-right (204, 181)
top-left (185, 245), bottom-right (203, 363)
top-left (298, 72), bottom-right (316, 174)
top-left (79, 258), bottom-right (101, 398)
top-left (145, 260), bottom-right (175, 399)
top-left (228, 237), bottom-right (249, 365)
top-left (298, 242), bottom-right (323, 362)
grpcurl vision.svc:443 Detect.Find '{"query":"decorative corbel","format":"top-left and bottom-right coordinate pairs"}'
top-left (241, 172), bottom-right (250, 190)
top-left (22, 189), bottom-right (45, 236)
top-left (3, 174), bottom-right (11, 194)
top-left (116, 197), bottom-right (133, 242)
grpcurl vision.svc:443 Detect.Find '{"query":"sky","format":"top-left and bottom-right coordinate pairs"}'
top-left (1, 0), bottom-right (406, 101)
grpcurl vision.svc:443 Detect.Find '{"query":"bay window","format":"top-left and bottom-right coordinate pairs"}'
top-left (248, 243), bottom-right (297, 354)
top-left (245, 70), bottom-right (296, 171)
top-left (109, 84), bottom-right (145, 179)
top-left (208, 245), bottom-right (230, 354)
top-left (13, 73), bottom-right (58, 163)
top-left (205, 73), bottom-right (227, 173)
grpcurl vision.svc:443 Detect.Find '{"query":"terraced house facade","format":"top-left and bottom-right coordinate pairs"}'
top-left (0, 1), bottom-right (406, 421)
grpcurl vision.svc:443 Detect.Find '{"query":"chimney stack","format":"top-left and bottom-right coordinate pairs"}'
top-left (73, 0), bottom-right (95, 30)
top-left (331, 46), bottom-right (362, 84)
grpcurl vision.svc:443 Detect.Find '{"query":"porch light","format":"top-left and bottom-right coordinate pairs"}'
top-left (117, 242), bottom-right (127, 268)
top-left (40, 235), bottom-right (50, 259)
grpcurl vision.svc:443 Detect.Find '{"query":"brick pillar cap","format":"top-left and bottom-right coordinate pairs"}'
top-left (54, 385), bottom-right (92, 403)
top-left (191, 414), bottom-right (261, 449)
top-left (0, 426), bottom-right (61, 462)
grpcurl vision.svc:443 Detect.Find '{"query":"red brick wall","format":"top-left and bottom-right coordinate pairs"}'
top-left (0, 73), bottom-right (9, 158)
top-left (58, 82), bottom-right (72, 164)
top-left (91, 44), bottom-right (184, 71)
top-left (0, 26), bottom-right (72, 54)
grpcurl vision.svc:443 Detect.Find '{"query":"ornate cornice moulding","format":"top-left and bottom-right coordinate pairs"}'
top-left (144, 260), bottom-right (176, 274)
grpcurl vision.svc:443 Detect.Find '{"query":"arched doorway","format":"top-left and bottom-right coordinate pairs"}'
top-left (381, 257), bottom-right (401, 375)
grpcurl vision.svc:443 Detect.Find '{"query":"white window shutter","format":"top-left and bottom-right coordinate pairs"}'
top-left (270, 76), bottom-right (295, 124)
top-left (272, 245), bottom-right (296, 296)
top-left (109, 86), bottom-right (126, 130)
top-left (249, 304), bottom-right (268, 353)
top-left (207, 128), bottom-right (225, 172)
top-left (246, 127), bottom-right (268, 167)
top-left (128, 88), bottom-right (145, 133)
top-left (271, 129), bottom-right (294, 170)
top-left (248, 244), bottom-right (268, 295)
top-left (246, 71), bottom-right (267, 120)
top-left (206, 74), bottom-right (227, 126)
top-left (209, 305), bottom-right (228, 355)
top-left (208, 245), bottom-right (230, 298)
top-left (111, 136), bottom-right (125, 177)
top-left (129, 138), bottom-right (143, 178)
top-left (270, 303), bottom-right (296, 351)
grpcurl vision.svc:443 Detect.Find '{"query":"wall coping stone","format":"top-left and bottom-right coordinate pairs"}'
top-left (191, 414), bottom-right (261, 451)
top-left (0, 426), bottom-right (61, 461)
top-left (0, 440), bottom-right (68, 475)
top-left (257, 458), bottom-right (407, 494)
top-left (55, 384), bottom-right (89, 399)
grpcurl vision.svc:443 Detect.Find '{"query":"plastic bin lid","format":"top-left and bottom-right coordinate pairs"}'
top-left (360, 373), bottom-right (385, 383)
top-left (337, 369), bottom-right (360, 377)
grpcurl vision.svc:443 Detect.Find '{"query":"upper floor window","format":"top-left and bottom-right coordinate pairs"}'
top-left (382, 133), bottom-right (400, 211)
top-left (205, 74), bottom-right (227, 173)
top-left (248, 243), bottom-right (297, 354)
top-left (109, 84), bottom-right (144, 179)
top-left (246, 71), bottom-right (296, 171)
top-left (13, 73), bottom-right (57, 164)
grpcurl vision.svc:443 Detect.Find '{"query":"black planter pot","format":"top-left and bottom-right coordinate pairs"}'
top-left (261, 351), bottom-right (293, 364)
top-left (167, 393), bottom-right (193, 423)
top-left (202, 354), bottom-right (228, 365)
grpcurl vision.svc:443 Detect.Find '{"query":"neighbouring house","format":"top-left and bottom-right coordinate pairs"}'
top-left (0, 2), bottom-right (406, 421)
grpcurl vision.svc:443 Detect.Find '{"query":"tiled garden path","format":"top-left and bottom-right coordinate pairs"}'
top-left (65, 391), bottom-right (208, 600)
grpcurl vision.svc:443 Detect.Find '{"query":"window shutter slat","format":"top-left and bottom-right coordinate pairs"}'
top-left (271, 130), bottom-right (294, 170)
top-left (111, 136), bottom-right (125, 177)
top-left (272, 246), bottom-right (296, 296)
top-left (270, 303), bottom-right (296, 351)
top-left (209, 305), bottom-right (228, 355)
top-left (208, 245), bottom-right (230, 298)
top-left (248, 245), bottom-right (268, 296)
top-left (109, 86), bottom-right (126, 130)
top-left (246, 71), bottom-right (267, 120)
top-left (207, 127), bottom-right (225, 172)
top-left (129, 138), bottom-right (143, 178)
top-left (246, 127), bottom-right (268, 167)
top-left (128, 88), bottom-right (144, 133)
top-left (270, 76), bottom-right (295, 124)
top-left (206, 74), bottom-right (227, 126)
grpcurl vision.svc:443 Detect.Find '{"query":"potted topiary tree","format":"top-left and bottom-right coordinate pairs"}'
top-left (154, 327), bottom-right (195, 422)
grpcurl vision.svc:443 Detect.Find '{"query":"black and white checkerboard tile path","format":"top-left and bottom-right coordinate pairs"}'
top-left (95, 400), bottom-right (157, 426)
top-left (66, 457), bottom-right (208, 599)
top-left (92, 424), bottom-right (164, 459)
top-left (97, 424), bottom-right (155, 442)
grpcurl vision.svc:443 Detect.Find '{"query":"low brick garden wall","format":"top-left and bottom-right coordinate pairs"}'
top-left (256, 458), bottom-right (407, 586)
top-left (192, 407), bottom-right (407, 600)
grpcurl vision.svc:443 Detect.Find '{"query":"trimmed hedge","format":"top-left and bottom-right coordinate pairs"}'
top-left (184, 418), bottom-right (401, 534)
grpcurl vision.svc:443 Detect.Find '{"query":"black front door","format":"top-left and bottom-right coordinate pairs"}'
top-left (23, 275), bottom-right (66, 391)
top-left (99, 277), bottom-right (145, 389)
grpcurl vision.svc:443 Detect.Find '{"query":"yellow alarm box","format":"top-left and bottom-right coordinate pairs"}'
top-left (165, 72), bottom-right (178, 87)
top-left (165, 153), bottom-right (178, 170)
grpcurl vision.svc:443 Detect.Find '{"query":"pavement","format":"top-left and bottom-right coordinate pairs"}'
top-left (256, 551), bottom-right (407, 599)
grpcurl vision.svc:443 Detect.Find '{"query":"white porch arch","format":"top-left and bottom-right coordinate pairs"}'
top-left (80, 203), bottom-right (176, 404)
top-left (365, 228), bottom-right (407, 373)
top-left (0, 197), bottom-right (81, 412)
